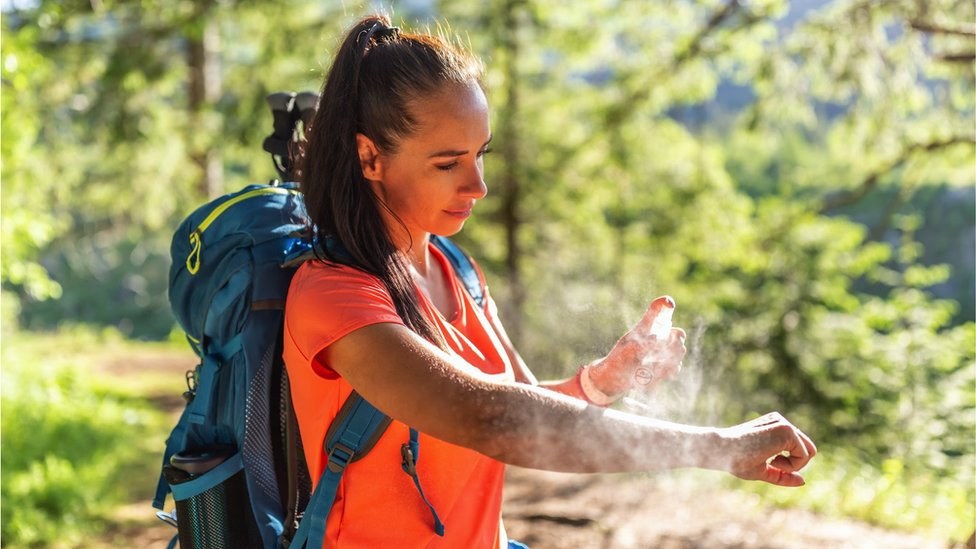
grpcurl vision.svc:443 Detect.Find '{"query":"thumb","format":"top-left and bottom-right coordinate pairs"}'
top-left (637, 295), bottom-right (675, 333)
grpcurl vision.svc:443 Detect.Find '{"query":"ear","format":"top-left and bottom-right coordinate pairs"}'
top-left (356, 133), bottom-right (384, 181)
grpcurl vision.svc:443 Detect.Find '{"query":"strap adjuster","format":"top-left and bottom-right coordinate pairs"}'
top-left (400, 444), bottom-right (417, 476)
top-left (326, 442), bottom-right (355, 473)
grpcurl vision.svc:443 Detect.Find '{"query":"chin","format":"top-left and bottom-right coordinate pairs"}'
top-left (432, 223), bottom-right (466, 237)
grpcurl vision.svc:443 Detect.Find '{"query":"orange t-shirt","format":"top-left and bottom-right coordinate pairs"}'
top-left (283, 243), bottom-right (513, 548)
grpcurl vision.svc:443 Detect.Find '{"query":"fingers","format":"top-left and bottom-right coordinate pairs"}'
top-left (727, 412), bottom-right (817, 488)
top-left (643, 361), bottom-right (679, 380)
top-left (759, 415), bottom-right (814, 472)
top-left (769, 454), bottom-right (796, 472)
top-left (768, 423), bottom-right (814, 481)
top-left (783, 430), bottom-right (815, 473)
top-left (642, 346), bottom-right (686, 380)
top-left (757, 448), bottom-right (807, 487)
top-left (760, 462), bottom-right (806, 487)
top-left (668, 327), bottom-right (687, 361)
top-left (624, 296), bottom-right (687, 388)
top-left (797, 428), bottom-right (818, 459)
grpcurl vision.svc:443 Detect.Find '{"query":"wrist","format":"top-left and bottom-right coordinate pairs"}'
top-left (577, 364), bottom-right (617, 407)
top-left (696, 428), bottom-right (729, 471)
top-left (589, 356), bottom-right (635, 396)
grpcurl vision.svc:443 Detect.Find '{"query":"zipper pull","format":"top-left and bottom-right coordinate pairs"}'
top-left (186, 230), bottom-right (202, 275)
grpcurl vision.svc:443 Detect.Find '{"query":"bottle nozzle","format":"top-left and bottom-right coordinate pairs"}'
top-left (649, 299), bottom-right (674, 340)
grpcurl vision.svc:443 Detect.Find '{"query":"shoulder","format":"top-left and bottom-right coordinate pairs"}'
top-left (285, 259), bottom-right (400, 330)
top-left (284, 259), bottom-right (403, 370)
top-left (289, 259), bottom-right (390, 301)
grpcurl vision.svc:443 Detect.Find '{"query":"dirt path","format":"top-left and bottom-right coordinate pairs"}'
top-left (96, 352), bottom-right (964, 549)
top-left (503, 468), bottom-right (958, 549)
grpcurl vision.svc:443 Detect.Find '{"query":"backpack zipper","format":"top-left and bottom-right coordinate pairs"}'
top-left (186, 186), bottom-right (301, 275)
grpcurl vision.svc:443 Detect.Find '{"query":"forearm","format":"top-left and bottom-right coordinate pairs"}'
top-left (328, 324), bottom-right (722, 475)
top-left (466, 379), bottom-right (724, 473)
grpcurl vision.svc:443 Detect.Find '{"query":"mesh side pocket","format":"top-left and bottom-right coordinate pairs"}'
top-left (286, 371), bottom-right (312, 514)
top-left (165, 451), bottom-right (261, 549)
top-left (244, 340), bottom-right (281, 504)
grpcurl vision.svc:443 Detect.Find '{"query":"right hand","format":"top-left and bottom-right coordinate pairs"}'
top-left (718, 412), bottom-right (818, 487)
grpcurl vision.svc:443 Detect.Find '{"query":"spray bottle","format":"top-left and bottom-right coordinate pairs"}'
top-left (623, 297), bottom-right (674, 413)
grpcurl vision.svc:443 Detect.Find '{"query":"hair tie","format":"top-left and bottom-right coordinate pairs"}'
top-left (374, 25), bottom-right (400, 41)
top-left (359, 21), bottom-right (400, 50)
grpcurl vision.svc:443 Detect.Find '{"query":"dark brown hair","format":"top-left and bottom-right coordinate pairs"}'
top-left (299, 15), bottom-right (484, 345)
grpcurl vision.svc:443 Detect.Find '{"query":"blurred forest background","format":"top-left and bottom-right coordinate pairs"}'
top-left (1, 0), bottom-right (974, 547)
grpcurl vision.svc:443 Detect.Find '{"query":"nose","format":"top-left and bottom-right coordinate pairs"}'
top-left (459, 162), bottom-right (487, 200)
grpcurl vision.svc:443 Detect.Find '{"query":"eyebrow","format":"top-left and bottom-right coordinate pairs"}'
top-left (427, 134), bottom-right (493, 159)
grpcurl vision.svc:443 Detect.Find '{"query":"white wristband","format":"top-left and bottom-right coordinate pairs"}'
top-left (578, 365), bottom-right (616, 406)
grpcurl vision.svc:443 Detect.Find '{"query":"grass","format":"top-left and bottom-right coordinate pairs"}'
top-left (1, 326), bottom-right (189, 548)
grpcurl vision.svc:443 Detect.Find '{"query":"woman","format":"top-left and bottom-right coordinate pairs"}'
top-left (284, 14), bottom-right (816, 549)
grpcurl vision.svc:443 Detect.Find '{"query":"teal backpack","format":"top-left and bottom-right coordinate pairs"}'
top-left (155, 92), bottom-right (485, 548)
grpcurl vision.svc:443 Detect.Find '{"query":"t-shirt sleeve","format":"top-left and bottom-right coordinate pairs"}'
top-left (285, 263), bottom-right (404, 379)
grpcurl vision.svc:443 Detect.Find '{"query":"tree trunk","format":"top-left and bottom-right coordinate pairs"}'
top-left (498, 0), bottom-right (525, 339)
top-left (187, 18), bottom-right (222, 198)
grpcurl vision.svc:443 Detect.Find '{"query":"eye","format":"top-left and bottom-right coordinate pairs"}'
top-left (435, 161), bottom-right (459, 171)
top-left (477, 147), bottom-right (493, 157)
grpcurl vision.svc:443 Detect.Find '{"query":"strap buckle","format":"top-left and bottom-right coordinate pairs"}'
top-left (400, 444), bottom-right (417, 476)
top-left (326, 442), bottom-right (355, 474)
top-left (182, 369), bottom-right (197, 403)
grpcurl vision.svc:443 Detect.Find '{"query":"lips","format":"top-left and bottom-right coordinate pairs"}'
top-left (444, 205), bottom-right (474, 219)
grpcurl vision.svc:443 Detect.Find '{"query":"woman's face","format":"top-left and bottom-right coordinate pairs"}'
top-left (368, 80), bottom-right (491, 247)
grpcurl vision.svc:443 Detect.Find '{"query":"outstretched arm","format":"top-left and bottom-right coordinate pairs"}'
top-left (322, 321), bottom-right (816, 486)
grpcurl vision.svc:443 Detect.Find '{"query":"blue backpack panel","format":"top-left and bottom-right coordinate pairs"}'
top-left (158, 183), bottom-right (310, 547)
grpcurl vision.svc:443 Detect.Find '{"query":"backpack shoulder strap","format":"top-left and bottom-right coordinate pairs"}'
top-left (289, 392), bottom-right (390, 549)
top-left (288, 391), bottom-right (448, 547)
top-left (430, 235), bottom-right (486, 309)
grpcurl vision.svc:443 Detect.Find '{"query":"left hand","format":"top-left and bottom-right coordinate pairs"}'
top-left (589, 296), bottom-right (687, 397)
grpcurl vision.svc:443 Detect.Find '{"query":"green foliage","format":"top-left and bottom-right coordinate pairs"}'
top-left (0, 1), bottom-right (350, 337)
top-left (1, 0), bottom-right (973, 540)
top-left (1, 19), bottom-right (66, 301)
top-left (731, 447), bottom-right (975, 542)
top-left (0, 329), bottom-right (168, 546)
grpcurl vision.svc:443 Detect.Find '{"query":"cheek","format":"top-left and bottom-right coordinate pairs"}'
top-left (377, 168), bottom-right (416, 207)
top-left (383, 180), bottom-right (432, 220)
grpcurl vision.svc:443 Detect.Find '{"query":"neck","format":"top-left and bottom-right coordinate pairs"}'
top-left (405, 232), bottom-right (432, 276)
top-left (369, 185), bottom-right (433, 277)
top-left (385, 221), bottom-right (432, 277)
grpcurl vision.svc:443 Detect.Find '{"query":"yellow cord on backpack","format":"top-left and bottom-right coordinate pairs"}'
top-left (187, 231), bottom-right (202, 275)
